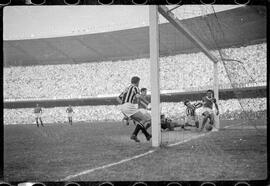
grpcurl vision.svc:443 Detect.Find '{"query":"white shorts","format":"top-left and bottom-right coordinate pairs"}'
top-left (120, 103), bottom-right (138, 117)
top-left (67, 113), bottom-right (73, 117)
top-left (138, 108), bottom-right (151, 118)
top-left (201, 107), bottom-right (214, 116)
top-left (35, 113), bottom-right (41, 118)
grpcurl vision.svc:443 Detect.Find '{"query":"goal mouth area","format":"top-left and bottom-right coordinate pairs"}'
top-left (159, 118), bottom-right (267, 146)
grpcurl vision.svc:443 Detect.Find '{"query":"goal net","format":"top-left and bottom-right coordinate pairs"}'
top-left (156, 5), bottom-right (267, 147)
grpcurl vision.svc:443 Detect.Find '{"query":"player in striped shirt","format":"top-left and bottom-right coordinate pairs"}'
top-left (66, 105), bottom-right (74, 125)
top-left (200, 90), bottom-right (219, 131)
top-left (117, 76), bottom-right (152, 143)
top-left (184, 100), bottom-right (203, 128)
top-left (34, 104), bottom-right (44, 127)
top-left (122, 87), bottom-right (151, 126)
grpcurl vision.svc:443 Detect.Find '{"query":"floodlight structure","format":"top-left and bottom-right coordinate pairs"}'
top-left (149, 5), bottom-right (220, 147)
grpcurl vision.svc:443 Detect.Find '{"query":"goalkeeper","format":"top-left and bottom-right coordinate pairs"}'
top-left (161, 114), bottom-right (187, 131)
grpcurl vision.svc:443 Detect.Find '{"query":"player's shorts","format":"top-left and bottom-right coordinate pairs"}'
top-left (120, 103), bottom-right (138, 117)
top-left (120, 103), bottom-right (151, 127)
top-left (201, 107), bottom-right (214, 116)
top-left (67, 113), bottom-right (73, 117)
top-left (35, 113), bottom-right (41, 118)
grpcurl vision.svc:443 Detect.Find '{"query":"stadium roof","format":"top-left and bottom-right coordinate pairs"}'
top-left (4, 6), bottom-right (266, 67)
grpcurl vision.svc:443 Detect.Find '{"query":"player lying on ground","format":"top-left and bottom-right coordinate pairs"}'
top-left (160, 114), bottom-right (189, 131)
top-left (34, 104), bottom-right (44, 127)
top-left (117, 76), bottom-right (152, 143)
top-left (184, 99), bottom-right (203, 128)
top-left (123, 113), bottom-right (189, 132)
top-left (200, 90), bottom-right (219, 131)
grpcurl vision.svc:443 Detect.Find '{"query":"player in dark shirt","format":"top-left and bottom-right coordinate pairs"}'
top-left (200, 90), bottom-right (219, 131)
top-left (138, 88), bottom-right (150, 109)
top-left (34, 104), bottom-right (44, 127)
top-left (160, 114), bottom-right (186, 131)
top-left (66, 105), bottom-right (74, 125)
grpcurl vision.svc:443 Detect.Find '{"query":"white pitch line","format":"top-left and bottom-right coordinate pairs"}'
top-left (62, 130), bottom-right (211, 180)
top-left (61, 150), bottom-right (155, 181)
top-left (62, 121), bottom-right (256, 180)
top-left (168, 132), bottom-right (211, 147)
top-left (168, 121), bottom-right (251, 147)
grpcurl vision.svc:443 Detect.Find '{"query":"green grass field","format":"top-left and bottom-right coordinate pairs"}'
top-left (3, 120), bottom-right (267, 182)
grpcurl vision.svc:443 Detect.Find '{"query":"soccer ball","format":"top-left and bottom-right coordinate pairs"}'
top-left (205, 125), bottom-right (213, 131)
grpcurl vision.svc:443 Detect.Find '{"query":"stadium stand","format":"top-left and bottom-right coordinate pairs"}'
top-left (4, 43), bottom-right (266, 100)
top-left (3, 43), bottom-right (266, 125)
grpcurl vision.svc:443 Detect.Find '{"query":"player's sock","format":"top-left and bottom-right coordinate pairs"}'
top-left (132, 124), bottom-right (141, 137)
top-left (140, 126), bottom-right (151, 141)
top-left (195, 121), bottom-right (199, 128)
top-left (131, 125), bottom-right (141, 142)
top-left (201, 117), bottom-right (208, 131)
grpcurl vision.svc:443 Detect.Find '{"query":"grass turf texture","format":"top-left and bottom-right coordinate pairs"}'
top-left (4, 120), bottom-right (267, 181)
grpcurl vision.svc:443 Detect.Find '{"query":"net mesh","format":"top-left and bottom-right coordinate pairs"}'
top-left (158, 5), bottom-right (267, 146)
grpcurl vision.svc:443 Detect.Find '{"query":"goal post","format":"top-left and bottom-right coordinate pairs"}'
top-left (213, 62), bottom-right (220, 130)
top-left (149, 5), bottom-right (161, 147)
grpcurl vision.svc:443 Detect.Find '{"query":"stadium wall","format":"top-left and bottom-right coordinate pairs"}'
top-left (4, 86), bottom-right (266, 109)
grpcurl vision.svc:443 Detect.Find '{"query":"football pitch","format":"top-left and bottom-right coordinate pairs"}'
top-left (4, 120), bottom-right (267, 181)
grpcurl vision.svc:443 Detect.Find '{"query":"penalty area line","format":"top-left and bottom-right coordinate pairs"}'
top-left (61, 150), bottom-right (155, 181)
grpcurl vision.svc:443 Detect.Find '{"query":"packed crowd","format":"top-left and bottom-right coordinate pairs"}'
top-left (4, 43), bottom-right (266, 101)
top-left (3, 43), bottom-right (267, 124)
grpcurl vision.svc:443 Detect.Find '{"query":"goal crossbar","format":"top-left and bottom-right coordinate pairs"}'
top-left (158, 5), bottom-right (219, 64)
